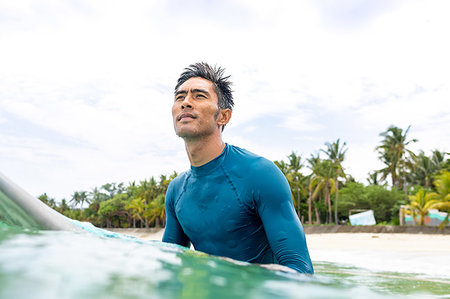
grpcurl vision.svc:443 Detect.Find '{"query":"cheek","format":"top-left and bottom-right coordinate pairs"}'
top-left (172, 104), bottom-right (179, 118)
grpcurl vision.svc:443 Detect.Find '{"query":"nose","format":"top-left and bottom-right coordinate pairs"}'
top-left (181, 94), bottom-right (193, 110)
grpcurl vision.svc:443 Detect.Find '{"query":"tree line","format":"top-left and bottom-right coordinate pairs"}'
top-left (39, 174), bottom-right (177, 228)
top-left (274, 125), bottom-right (449, 226)
top-left (38, 125), bottom-right (450, 228)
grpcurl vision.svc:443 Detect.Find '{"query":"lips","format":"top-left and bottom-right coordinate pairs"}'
top-left (177, 112), bottom-right (197, 121)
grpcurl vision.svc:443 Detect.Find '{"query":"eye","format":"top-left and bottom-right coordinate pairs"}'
top-left (197, 94), bottom-right (206, 99)
top-left (175, 95), bottom-right (184, 101)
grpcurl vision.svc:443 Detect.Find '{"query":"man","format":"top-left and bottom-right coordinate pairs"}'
top-left (163, 62), bottom-right (313, 274)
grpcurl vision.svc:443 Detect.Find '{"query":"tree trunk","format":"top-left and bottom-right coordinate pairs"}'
top-left (334, 179), bottom-right (339, 224)
top-left (403, 176), bottom-right (408, 204)
top-left (308, 188), bottom-right (312, 225)
top-left (315, 207), bottom-right (320, 224)
top-left (325, 181), bottom-right (332, 224)
top-left (391, 171), bottom-right (396, 188)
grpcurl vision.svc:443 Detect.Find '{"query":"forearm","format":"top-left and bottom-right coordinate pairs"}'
top-left (264, 215), bottom-right (314, 274)
top-left (162, 214), bottom-right (190, 247)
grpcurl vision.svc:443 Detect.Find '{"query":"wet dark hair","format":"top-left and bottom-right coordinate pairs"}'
top-left (175, 62), bottom-right (234, 111)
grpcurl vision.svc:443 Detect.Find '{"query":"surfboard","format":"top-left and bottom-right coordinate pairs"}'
top-left (0, 171), bottom-right (82, 231)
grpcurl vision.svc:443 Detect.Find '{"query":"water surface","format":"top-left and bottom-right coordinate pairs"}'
top-left (0, 222), bottom-right (448, 299)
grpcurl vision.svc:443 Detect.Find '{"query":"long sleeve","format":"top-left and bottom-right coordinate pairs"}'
top-left (162, 182), bottom-right (190, 247)
top-left (254, 160), bottom-right (314, 274)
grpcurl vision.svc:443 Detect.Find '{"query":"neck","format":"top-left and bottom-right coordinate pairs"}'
top-left (183, 132), bottom-right (225, 167)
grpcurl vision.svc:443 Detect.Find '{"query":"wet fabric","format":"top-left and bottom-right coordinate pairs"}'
top-left (163, 144), bottom-right (313, 273)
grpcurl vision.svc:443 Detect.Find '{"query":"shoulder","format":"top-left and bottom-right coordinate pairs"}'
top-left (226, 145), bottom-right (291, 206)
top-left (226, 144), bottom-right (285, 181)
top-left (166, 171), bottom-right (189, 201)
top-left (168, 171), bottom-right (188, 188)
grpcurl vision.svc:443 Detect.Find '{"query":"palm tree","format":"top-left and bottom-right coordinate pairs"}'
top-left (38, 193), bottom-right (57, 209)
top-left (90, 186), bottom-right (107, 203)
top-left (70, 191), bottom-right (89, 208)
top-left (307, 154), bottom-right (321, 224)
top-left (406, 189), bottom-right (447, 225)
top-left (321, 139), bottom-right (347, 224)
top-left (305, 175), bottom-right (314, 224)
top-left (432, 171), bottom-right (450, 200)
top-left (429, 171), bottom-right (450, 228)
top-left (147, 194), bottom-right (166, 227)
top-left (376, 125), bottom-right (417, 189)
top-left (274, 160), bottom-right (289, 176)
top-left (133, 178), bottom-right (158, 228)
top-left (367, 171), bottom-right (383, 186)
top-left (309, 159), bottom-right (338, 224)
top-left (57, 199), bottom-right (70, 213)
top-left (101, 183), bottom-right (118, 199)
top-left (410, 151), bottom-right (435, 188)
top-left (158, 172), bottom-right (177, 196)
top-left (286, 152), bottom-right (305, 218)
top-left (125, 197), bottom-right (146, 228)
top-left (409, 150), bottom-right (447, 188)
top-left (431, 150), bottom-right (448, 171)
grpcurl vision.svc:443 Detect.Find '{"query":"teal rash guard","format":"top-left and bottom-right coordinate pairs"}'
top-left (163, 144), bottom-right (314, 274)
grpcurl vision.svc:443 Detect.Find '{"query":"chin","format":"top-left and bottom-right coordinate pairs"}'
top-left (175, 129), bottom-right (197, 139)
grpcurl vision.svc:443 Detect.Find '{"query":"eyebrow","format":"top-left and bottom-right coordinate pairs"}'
top-left (174, 88), bottom-right (210, 97)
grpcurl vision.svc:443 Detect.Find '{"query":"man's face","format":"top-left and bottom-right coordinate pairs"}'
top-left (172, 77), bottom-right (221, 139)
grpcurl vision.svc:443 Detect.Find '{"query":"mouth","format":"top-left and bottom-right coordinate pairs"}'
top-left (177, 113), bottom-right (197, 121)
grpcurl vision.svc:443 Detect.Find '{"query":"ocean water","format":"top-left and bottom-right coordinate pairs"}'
top-left (0, 222), bottom-right (449, 299)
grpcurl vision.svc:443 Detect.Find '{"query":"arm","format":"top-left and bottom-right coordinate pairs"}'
top-left (255, 160), bottom-right (314, 274)
top-left (162, 181), bottom-right (191, 247)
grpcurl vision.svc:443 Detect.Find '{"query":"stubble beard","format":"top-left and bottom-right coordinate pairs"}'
top-left (175, 109), bottom-right (221, 141)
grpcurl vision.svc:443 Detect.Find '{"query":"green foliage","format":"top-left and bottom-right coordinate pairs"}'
top-left (97, 194), bottom-right (129, 228)
top-left (404, 171), bottom-right (450, 227)
top-left (146, 194), bottom-right (166, 227)
top-left (275, 152), bottom-right (307, 218)
top-left (38, 172), bottom-right (178, 229)
top-left (405, 189), bottom-right (444, 226)
top-left (432, 171), bottom-right (450, 203)
top-left (70, 191), bottom-right (89, 208)
top-left (338, 183), bottom-right (403, 223)
top-left (38, 193), bottom-right (57, 209)
top-left (376, 125), bottom-right (417, 188)
top-left (366, 185), bottom-right (404, 222)
top-left (309, 159), bottom-right (338, 224)
top-left (409, 150), bottom-right (448, 188)
top-left (37, 128), bottom-right (447, 229)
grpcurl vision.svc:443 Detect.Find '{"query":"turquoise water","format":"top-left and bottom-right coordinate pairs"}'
top-left (0, 185), bottom-right (449, 299)
top-left (0, 222), bottom-right (449, 299)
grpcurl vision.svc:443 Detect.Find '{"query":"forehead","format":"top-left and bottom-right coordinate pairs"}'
top-left (176, 77), bottom-right (216, 95)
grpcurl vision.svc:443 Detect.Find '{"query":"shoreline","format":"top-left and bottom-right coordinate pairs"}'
top-left (107, 227), bottom-right (450, 253)
top-left (107, 224), bottom-right (450, 238)
top-left (303, 225), bottom-right (450, 234)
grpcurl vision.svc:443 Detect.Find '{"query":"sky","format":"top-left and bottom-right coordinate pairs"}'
top-left (1, 0), bottom-right (449, 201)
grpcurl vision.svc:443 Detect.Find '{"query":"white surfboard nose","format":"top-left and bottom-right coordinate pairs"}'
top-left (0, 171), bottom-right (83, 231)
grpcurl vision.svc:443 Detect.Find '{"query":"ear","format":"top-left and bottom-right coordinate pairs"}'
top-left (216, 109), bottom-right (232, 127)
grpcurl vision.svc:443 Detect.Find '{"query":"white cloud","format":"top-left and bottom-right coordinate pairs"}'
top-left (0, 0), bottom-right (449, 199)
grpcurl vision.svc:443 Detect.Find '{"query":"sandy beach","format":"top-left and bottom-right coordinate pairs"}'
top-left (109, 228), bottom-right (450, 252)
